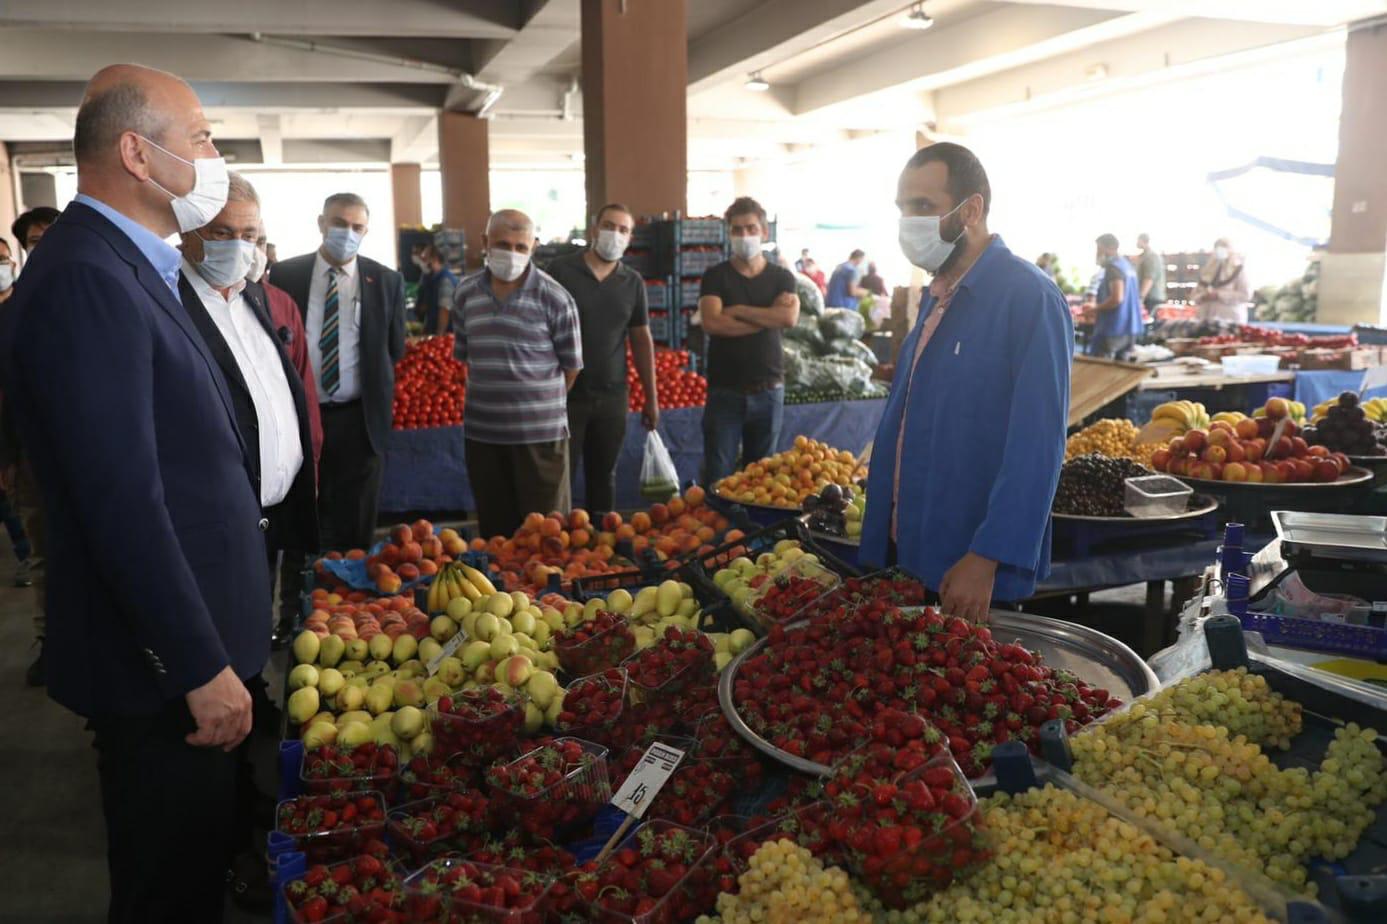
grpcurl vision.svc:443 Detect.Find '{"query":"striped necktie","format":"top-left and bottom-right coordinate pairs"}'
top-left (320, 267), bottom-right (340, 396)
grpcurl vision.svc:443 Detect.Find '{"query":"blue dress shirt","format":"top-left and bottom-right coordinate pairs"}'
top-left (73, 193), bottom-right (182, 295)
top-left (861, 236), bottom-right (1072, 602)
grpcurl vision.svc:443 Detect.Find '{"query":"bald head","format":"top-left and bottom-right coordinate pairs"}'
top-left (75, 65), bottom-right (197, 166)
top-left (484, 208), bottom-right (536, 257)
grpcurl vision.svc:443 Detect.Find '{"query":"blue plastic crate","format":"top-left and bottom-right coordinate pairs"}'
top-left (680, 249), bottom-right (724, 276)
top-left (645, 279), bottom-right (669, 310)
top-left (681, 279), bottom-right (702, 309)
top-left (623, 249), bottom-right (655, 276)
top-left (649, 310), bottom-right (671, 342)
top-left (679, 219), bottom-right (725, 245)
top-left (1238, 610), bottom-right (1387, 659)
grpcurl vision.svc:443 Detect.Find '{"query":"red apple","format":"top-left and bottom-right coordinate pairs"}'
top-left (1184, 429), bottom-right (1208, 453)
top-left (1224, 441), bottom-right (1246, 463)
top-left (1244, 440), bottom-right (1264, 463)
top-left (1202, 445), bottom-right (1228, 464)
top-left (1291, 436), bottom-right (1309, 456)
top-left (1290, 459), bottom-right (1315, 482)
top-left (1222, 462), bottom-right (1248, 482)
top-left (1312, 460), bottom-right (1340, 483)
top-left (1260, 462), bottom-right (1282, 484)
top-left (1235, 419), bottom-right (1259, 440)
top-left (1168, 437), bottom-right (1186, 456)
top-left (1265, 397), bottom-right (1289, 420)
top-left (1257, 418), bottom-right (1276, 438)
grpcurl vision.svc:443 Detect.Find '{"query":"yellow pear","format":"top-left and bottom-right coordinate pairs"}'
top-left (411, 731), bottom-right (434, 755)
top-left (288, 664), bottom-right (319, 691)
top-left (489, 633), bottom-right (518, 661)
top-left (392, 634), bottom-right (418, 665)
top-left (544, 690), bottom-right (565, 725)
top-left (317, 634), bottom-right (346, 668)
top-left (523, 702), bottom-right (545, 734)
top-left (530, 620), bottom-right (552, 646)
top-left (317, 668), bottom-right (345, 697)
top-left (344, 638), bottom-right (369, 662)
top-left (391, 705), bottom-right (426, 740)
top-left (287, 686), bottom-right (320, 724)
top-left (446, 596), bottom-right (473, 622)
top-left (525, 670), bottom-right (559, 710)
top-left (337, 721), bottom-right (373, 750)
top-left (430, 616), bottom-right (458, 642)
top-left (418, 637), bottom-right (444, 665)
top-left (436, 658), bottom-right (467, 688)
top-left (336, 710), bottom-right (373, 728)
top-left (486, 593), bottom-right (514, 619)
top-left (393, 680), bottom-right (425, 709)
top-left (422, 677), bottom-right (451, 704)
top-left (473, 613), bottom-right (500, 642)
top-left (368, 634), bottom-right (394, 663)
top-left (656, 580), bottom-right (682, 618)
top-left (509, 591), bottom-right (531, 613)
top-left (461, 640), bottom-right (492, 672)
top-left (364, 683), bottom-right (394, 716)
top-left (510, 610), bottom-right (536, 636)
top-left (336, 684), bottom-right (366, 712)
top-left (292, 630), bottom-right (320, 665)
top-left (606, 589), bottom-right (633, 614)
top-left (301, 721), bottom-right (337, 750)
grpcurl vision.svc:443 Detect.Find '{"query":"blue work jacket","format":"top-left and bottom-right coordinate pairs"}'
top-left (862, 236), bottom-right (1072, 602)
top-left (1091, 254), bottom-right (1145, 345)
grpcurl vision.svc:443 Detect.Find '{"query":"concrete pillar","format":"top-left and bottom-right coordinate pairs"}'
top-left (581, 0), bottom-right (687, 220)
top-left (0, 143), bottom-right (17, 255)
top-left (438, 112), bottom-right (490, 269)
top-left (19, 172), bottom-right (57, 210)
top-left (1320, 21), bottom-right (1387, 325)
top-left (390, 163), bottom-right (423, 229)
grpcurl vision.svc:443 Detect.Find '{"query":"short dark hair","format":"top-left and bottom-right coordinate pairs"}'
top-left (724, 196), bottom-right (767, 227)
top-left (1096, 233), bottom-right (1120, 249)
top-left (323, 192), bottom-right (370, 216)
top-left (12, 206), bottom-right (61, 250)
top-left (594, 202), bottom-right (633, 226)
top-left (850, 249), bottom-right (865, 261)
top-left (74, 83), bottom-right (170, 165)
top-left (905, 142), bottom-right (991, 217)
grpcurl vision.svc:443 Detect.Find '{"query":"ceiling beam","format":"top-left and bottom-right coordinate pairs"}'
top-left (1004, 0), bottom-right (1387, 28)
top-left (390, 114), bottom-right (439, 164)
top-left (256, 114), bottom-right (283, 164)
top-left (687, 0), bottom-right (905, 94)
top-left (475, 0), bottom-right (579, 84)
top-left (0, 31), bottom-right (457, 83)
top-left (0, 0), bottom-right (519, 38)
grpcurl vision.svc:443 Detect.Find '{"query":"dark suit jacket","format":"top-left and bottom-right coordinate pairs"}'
top-left (270, 252), bottom-right (406, 454)
top-left (265, 280), bottom-right (323, 468)
top-left (0, 202), bottom-right (271, 718)
top-left (177, 271), bottom-right (319, 554)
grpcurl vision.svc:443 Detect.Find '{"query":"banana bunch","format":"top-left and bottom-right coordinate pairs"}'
top-left (1314, 396), bottom-right (1386, 423)
top-left (426, 561), bottom-right (498, 613)
top-left (1149, 400), bottom-right (1211, 434)
top-left (1211, 411), bottom-right (1248, 425)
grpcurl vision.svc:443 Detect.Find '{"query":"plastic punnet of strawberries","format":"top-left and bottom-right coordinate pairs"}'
top-left (404, 857), bottom-right (554, 923)
top-left (283, 847), bottom-right (403, 924)
top-left (484, 737), bottom-right (611, 842)
top-left (553, 668), bottom-right (627, 745)
top-left (574, 820), bottom-right (717, 923)
top-left (749, 572), bottom-right (838, 627)
top-left (804, 570), bottom-right (930, 624)
top-left (555, 610), bottom-right (637, 676)
top-left (429, 687), bottom-right (526, 767)
top-left (299, 742), bottom-right (399, 796)
top-left (623, 627), bottom-right (714, 699)
top-left (386, 790), bottom-right (492, 863)
top-left (466, 835), bottom-right (582, 919)
top-left (276, 792), bottom-right (388, 862)
top-left (611, 736), bottom-right (698, 791)
top-left (393, 751), bottom-right (477, 804)
top-left (644, 759), bottom-right (737, 827)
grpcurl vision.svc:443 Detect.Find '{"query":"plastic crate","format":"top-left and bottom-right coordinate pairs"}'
top-left (679, 219), bottom-right (725, 245)
top-left (681, 279), bottom-right (701, 309)
top-left (427, 688), bottom-right (527, 767)
top-left (580, 819), bottom-right (718, 924)
top-left (403, 857), bottom-right (555, 923)
top-left (555, 615), bottom-right (637, 677)
top-left (281, 854), bottom-right (407, 924)
top-left (1237, 610), bottom-right (1387, 659)
top-left (274, 791), bottom-right (388, 863)
top-left (386, 792), bottom-right (493, 864)
top-left (645, 279), bottom-right (669, 310)
top-left (298, 743), bottom-right (398, 798)
top-left (621, 637), bottom-right (715, 703)
top-left (486, 737), bottom-right (612, 842)
top-left (648, 310), bottom-right (671, 342)
top-left (553, 669), bottom-right (629, 745)
top-left (680, 248), bottom-right (725, 276)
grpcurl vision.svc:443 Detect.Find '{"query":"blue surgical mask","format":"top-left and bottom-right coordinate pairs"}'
top-left (194, 237), bottom-right (256, 289)
top-left (323, 226), bottom-right (364, 263)
top-left (899, 198), bottom-right (968, 274)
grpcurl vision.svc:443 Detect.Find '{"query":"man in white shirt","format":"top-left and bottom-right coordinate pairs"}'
top-left (271, 194), bottom-right (406, 551)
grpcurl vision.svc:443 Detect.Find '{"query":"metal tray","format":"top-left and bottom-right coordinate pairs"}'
top-left (1175, 466), bottom-right (1373, 491)
top-left (1271, 510), bottom-right (1387, 564)
top-left (1052, 493), bottom-right (1218, 524)
top-left (718, 609), bottom-right (1159, 777)
top-left (1348, 454), bottom-right (1387, 465)
top-left (712, 493), bottom-right (802, 516)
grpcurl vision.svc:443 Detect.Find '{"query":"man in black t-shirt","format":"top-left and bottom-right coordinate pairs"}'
top-left (548, 203), bottom-right (658, 513)
top-left (697, 197), bottom-right (800, 485)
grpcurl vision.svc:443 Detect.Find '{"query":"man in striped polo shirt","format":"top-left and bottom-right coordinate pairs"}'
top-left (452, 209), bottom-right (583, 538)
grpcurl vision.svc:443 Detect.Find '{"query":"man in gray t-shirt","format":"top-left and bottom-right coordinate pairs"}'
top-left (1136, 233), bottom-right (1167, 311)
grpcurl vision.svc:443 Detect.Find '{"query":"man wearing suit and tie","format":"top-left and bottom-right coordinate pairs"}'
top-left (0, 64), bottom-right (270, 921)
top-left (271, 193), bottom-right (406, 551)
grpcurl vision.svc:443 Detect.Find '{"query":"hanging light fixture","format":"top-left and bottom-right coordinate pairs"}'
top-left (902, 2), bottom-right (934, 30)
top-left (745, 71), bottom-right (770, 91)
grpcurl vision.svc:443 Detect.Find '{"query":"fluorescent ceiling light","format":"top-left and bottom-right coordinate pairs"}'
top-left (902, 4), bottom-right (934, 30)
top-left (745, 72), bottom-right (770, 91)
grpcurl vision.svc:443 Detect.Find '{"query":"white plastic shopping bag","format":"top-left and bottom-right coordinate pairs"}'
top-left (640, 430), bottom-right (680, 502)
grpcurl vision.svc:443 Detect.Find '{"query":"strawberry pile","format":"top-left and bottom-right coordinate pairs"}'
top-left (277, 792), bottom-right (387, 862)
top-left (670, 678), bottom-right (721, 727)
top-left (387, 791), bottom-right (492, 862)
top-left (575, 821), bottom-right (717, 920)
top-left (610, 736), bottom-right (697, 790)
top-left (431, 687), bottom-right (526, 766)
top-left (750, 573), bottom-right (837, 625)
top-left (405, 858), bottom-right (552, 922)
top-left (299, 742), bottom-right (398, 794)
top-left (624, 626), bottom-right (714, 697)
top-left (737, 599), bottom-right (1120, 776)
top-left (608, 696), bottom-right (687, 752)
top-left (466, 833), bottom-right (576, 877)
top-left (485, 738), bottom-right (609, 841)
top-left (393, 752), bottom-right (474, 803)
top-left (555, 610), bottom-right (636, 675)
top-left (284, 848), bottom-right (404, 924)
top-left (645, 760), bottom-right (737, 826)
top-left (694, 712), bottom-right (765, 781)
top-left (392, 334), bottom-right (466, 430)
top-left (553, 668), bottom-right (626, 744)
top-left (810, 571), bottom-right (930, 618)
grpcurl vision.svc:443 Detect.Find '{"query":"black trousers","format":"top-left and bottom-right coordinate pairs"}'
top-left (464, 438), bottom-right (570, 539)
top-left (567, 391), bottom-right (629, 515)
top-left (90, 702), bottom-right (239, 924)
top-left (319, 401), bottom-right (383, 551)
top-left (265, 501), bottom-right (307, 625)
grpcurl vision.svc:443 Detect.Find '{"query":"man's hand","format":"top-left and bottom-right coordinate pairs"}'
top-left (940, 552), bottom-right (997, 624)
top-left (185, 665), bottom-right (252, 751)
top-left (642, 400), bottom-right (660, 432)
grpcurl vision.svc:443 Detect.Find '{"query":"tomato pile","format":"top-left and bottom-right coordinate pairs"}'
top-left (392, 335), bottom-right (466, 430)
top-left (627, 347), bottom-right (708, 411)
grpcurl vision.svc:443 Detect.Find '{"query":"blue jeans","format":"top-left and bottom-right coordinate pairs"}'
top-left (702, 385), bottom-right (785, 485)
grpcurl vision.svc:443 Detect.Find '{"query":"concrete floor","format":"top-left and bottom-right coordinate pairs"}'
top-left (0, 525), bottom-right (1164, 922)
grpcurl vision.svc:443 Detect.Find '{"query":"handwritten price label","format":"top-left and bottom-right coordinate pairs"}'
top-left (611, 742), bottom-right (685, 819)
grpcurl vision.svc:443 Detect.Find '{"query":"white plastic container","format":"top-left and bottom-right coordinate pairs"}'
top-left (1124, 474), bottom-right (1193, 518)
top-left (1220, 354), bottom-right (1281, 376)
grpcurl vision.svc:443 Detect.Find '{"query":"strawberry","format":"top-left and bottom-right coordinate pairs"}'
top-left (387, 790), bottom-right (492, 862)
top-left (555, 608), bottom-right (636, 675)
top-left (282, 853), bottom-right (404, 924)
top-left (430, 687), bottom-right (525, 767)
top-left (484, 738), bottom-right (608, 841)
top-left (623, 627), bottom-right (714, 696)
top-left (276, 793), bottom-right (386, 863)
top-left (405, 858), bottom-right (551, 917)
top-left (554, 669), bottom-right (626, 744)
top-left (300, 742), bottom-right (399, 796)
top-left (576, 821), bottom-right (716, 921)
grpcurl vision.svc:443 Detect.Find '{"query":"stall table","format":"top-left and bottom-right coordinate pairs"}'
top-left (379, 398), bottom-right (887, 515)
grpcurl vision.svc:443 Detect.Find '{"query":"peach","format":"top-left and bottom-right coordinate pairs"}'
top-left (569, 509), bottom-right (591, 531)
top-left (667, 497), bottom-right (686, 517)
top-left (1244, 464), bottom-right (1264, 483)
top-left (1222, 462), bottom-right (1247, 482)
top-left (390, 524), bottom-right (412, 545)
top-left (631, 512), bottom-right (652, 533)
top-left (1235, 419), bottom-right (1259, 440)
top-left (570, 528), bottom-right (591, 548)
top-left (1208, 428), bottom-right (1232, 448)
top-left (602, 512), bottom-right (623, 532)
top-left (418, 559), bottom-right (438, 576)
top-left (1290, 459), bottom-right (1315, 482)
top-left (1151, 449), bottom-right (1171, 471)
top-left (1259, 462), bottom-right (1281, 484)
top-left (411, 519), bottom-right (433, 541)
top-left (1244, 440), bottom-right (1264, 463)
top-left (1202, 445), bottom-right (1227, 464)
top-left (1265, 397), bottom-right (1289, 419)
top-left (522, 512), bottom-right (544, 532)
top-left (1183, 430), bottom-right (1208, 453)
top-left (1210, 421), bottom-right (1234, 435)
top-left (650, 503), bottom-right (670, 525)
top-left (397, 563), bottom-right (420, 581)
top-left (1224, 441), bottom-right (1245, 463)
top-left (400, 542), bottom-right (423, 563)
top-left (539, 517), bottom-right (562, 538)
top-left (444, 536), bottom-right (466, 556)
top-left (1306, 445), bottom-right (1329, 459)
top-left (1313, 460), bottom-right (1339, 483)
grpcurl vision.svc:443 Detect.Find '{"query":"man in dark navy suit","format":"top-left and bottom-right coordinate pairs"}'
top-left (0, 64), bottom-right (270, 923)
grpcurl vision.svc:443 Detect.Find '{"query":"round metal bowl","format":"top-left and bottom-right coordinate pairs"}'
top-left (1051, 493), bottom-right (1219, 524)
top-left (1175, 466), bottom-right (1373, 491)
top-left (718, 609), bottom-right (1159, 777)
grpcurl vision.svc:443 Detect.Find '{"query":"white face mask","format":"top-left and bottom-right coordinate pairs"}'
top-left (487, 248), bottom-right (529, 283)
top-left (323, 227), bottom-right (364, 264)
top-left (194, 237), bottom-right (256, 289)
top-left (1214, 246), bottom-right (1230, 262)
top-left (140, 136), bottom-right (229, 234)
top-left (731, 234), bottom-right (762, 261)
top-left (0, 264), bottom-right (13, 291)
top-left (898, 198), bottom-right (969, 274)
top-left (594, 229), bottom-right (630, 263)
top-left (247, 246), bottom-right (268, 283)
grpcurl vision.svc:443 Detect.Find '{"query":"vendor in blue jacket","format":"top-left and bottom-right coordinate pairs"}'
top-left (862, 142), bottom-right (1071, 621)
top-left (1087, 232), bottom-right (1144, 358)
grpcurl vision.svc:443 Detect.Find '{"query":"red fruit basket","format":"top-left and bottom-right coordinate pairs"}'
top-left (553, 669), bottom-right (629, 747)
top-left (386, 792), bottom-right (493, 865)
top-left (555, 614), bottom-right (637, 676)
top-left (391, 751), bottom-right (479, 805)
top-left (298, 743), bottom-right (398, 798)
top-left (427, 688), bottom-right (527, 767)
top-left (579, 819), bottom-right (719, 924)
top-left (282, 854), bottom-right (407, 924)
top-left (275, 791), bottom-right (389, 863)
top-left (621, 632), bottom-right (714, 703)
top-left (403, 857), bottom-right (555, 923)
top-left (485, 737), bottom-right (612, 842)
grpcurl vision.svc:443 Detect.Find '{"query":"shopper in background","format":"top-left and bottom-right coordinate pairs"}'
top-left (801, 256), bottom-right (828, 295)
top-left (826, 248), bottom-right (868, 309)
top-left (795, 247), bottom-right (810, 273)
top-left (549, 203), bottom-right (658, 515)
top-left (11, 206), bottom-right (61, 266)
top-left (1192, 237), bottom-right (1250, 324)
top-left (0, 63), bottom-right (271, 923)
top-left (1035, 252), bottom-right (1059, 282)
top-left (273, 193), bottom-right (406, 552)
top-left (1135, 232), bottom-right (1166, 314)
top-left (453, 209), bottom-right (583, 537)
top-left (861, 261), bottom-right (888, 298)
top-left (697, 197), bottom-right (800, 484)
top-left (863, 142), bottom-right (1071, 622)
top-left (414, 243), bottom-right (458, 336)
top-left (1088, 233), bottom-right (1144, 359)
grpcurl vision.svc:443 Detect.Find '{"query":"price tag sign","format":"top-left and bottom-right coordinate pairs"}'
top-left (611, 742), bottom-right (685, 819)
top-left (426, 631), bottom-right (467, 677)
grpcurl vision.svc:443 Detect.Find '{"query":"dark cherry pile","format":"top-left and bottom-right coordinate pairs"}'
top-left (1304, 391), bottom-right (1387, 456)
top-left (1052, 453), bottom-right (1153, 517)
